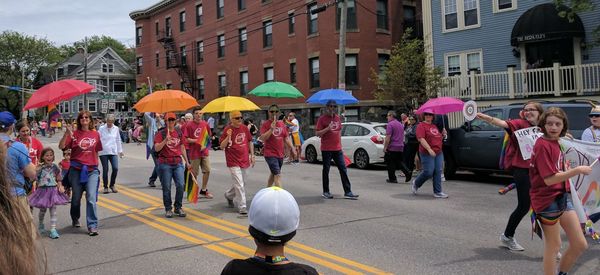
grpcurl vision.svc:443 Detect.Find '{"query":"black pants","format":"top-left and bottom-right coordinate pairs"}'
top-left (504, 168), bottom-right (531, 238)
top-left (403, 142), bottom-right (419, 173)
top-left (385, 151), bottom-right (411, 182)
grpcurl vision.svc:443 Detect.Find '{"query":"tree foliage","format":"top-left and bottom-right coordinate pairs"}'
top-left (60, 35), bottom-right (136, 64)
top-left (135, 83), bottom-right (166, 103)
top-left (555, 0), bottom-right (599, 46)
top-left (370, 30), bottom-right (444, 110)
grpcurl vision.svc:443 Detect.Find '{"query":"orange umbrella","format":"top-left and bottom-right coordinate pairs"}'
top-left (133, 89), bottom-right (199, 113)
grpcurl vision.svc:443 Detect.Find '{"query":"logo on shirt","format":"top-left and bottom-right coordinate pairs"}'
top-left (78, 137), bottom-right (97, 150)
top-left (234, 133), bottom-right (246, 145)
top-left (194, 127), bottom-right (202, 138)
top-left (272, 127), bottom-right (283, 137)
top-left (330, 121), bottom-right (340, 131)
top-left (429, 128), bottom-right (440, 136)
top-left (167, 137), bottom-right (180, 149)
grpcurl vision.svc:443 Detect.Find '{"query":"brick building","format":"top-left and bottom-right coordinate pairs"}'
top-left (130, 0), bottom-right (420, 131)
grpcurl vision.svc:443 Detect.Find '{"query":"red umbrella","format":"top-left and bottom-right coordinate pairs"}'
top-left (23, 79), bottom-right (94, 110)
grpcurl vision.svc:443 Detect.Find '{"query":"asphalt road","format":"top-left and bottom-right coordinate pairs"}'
top-left (35, 133), bottom-right (599, 275)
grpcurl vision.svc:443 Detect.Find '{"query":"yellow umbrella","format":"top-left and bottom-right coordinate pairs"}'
top-left (133, 90), bottom-right (199, 113)
top-left (200, 96), bottom-right (260, 113)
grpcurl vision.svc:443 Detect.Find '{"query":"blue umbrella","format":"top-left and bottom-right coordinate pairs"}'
top-left (306, 89), bottom-right (359, 105)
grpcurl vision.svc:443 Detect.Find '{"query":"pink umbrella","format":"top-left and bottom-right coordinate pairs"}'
top-left (23, 79), bottom-right (94, 110)
top-left (415, 97), bottom-right (464, 114)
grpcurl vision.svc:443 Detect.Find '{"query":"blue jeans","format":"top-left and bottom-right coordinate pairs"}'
top-left (69, 168), bottom-right (100, 229)
top-left (159, 163), bottom-right (185, 211)
top-left (321, 151), bottom-right (352, 194)
top-left (149, 153), bottom-right (159, 183)
top-left (100, 155), bottom-right (119, 188)
top-left (414, 152), bottom-right (444, 194)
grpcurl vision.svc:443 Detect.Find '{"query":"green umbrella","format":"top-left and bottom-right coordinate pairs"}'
top-left (248, 81), bottom-right (304, 98)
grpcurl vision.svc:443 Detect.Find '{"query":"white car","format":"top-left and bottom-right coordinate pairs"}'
top-left (301, 122), bottom-right (387, 169)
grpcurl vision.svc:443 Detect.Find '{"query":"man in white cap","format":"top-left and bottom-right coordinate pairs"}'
top-left (582, 103), bottom-right (600, 223)
top-left (221, 187), bottom-right (318, 274)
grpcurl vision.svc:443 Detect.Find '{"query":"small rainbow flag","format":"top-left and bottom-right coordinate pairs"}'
top-left (184, 168), bottom-right (199, 204)
top-left (196, 127), bottom-right (210, 149)
top-left (48, 104), bottom-right (61, 121)
top-left (498, 132), bottom-right (510, 170)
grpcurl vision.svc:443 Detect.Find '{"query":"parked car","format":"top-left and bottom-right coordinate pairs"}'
top-left (301, 122), bottom-right (387, 169)
top-left (444, 100), bottom-right (593, 178)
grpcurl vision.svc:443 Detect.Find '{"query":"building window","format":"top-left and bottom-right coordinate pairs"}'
top-left (88, 100), bottom-right (97, 112)
top-left (446, 55), bottom-right (461, 76)
top-left (264, 67), bottom-right (274, 82)
top-left (197, 78), bottom-right (205, 100)
top-left (180, 46), bottom-right (187, 66)
top-left (442, 0), bottom-right (480, 31)
top-left (113, 81), bottom-right (126, 93)
top-left (444, 50), bottom-right (482, 76)
top-left (179, 11), bottom-right (186, 32)
top-left (239, 28), bottom-right (247, 53)
top-left (165, 17), bottom-right (172, 37)
top-left (217, 0), bottom-right (225, 19)
top-left (307, 3), bottom-right (319, 35)
top-left (156, 53), bottom-right (160, 67)
top-left (155, 22), bottom-right (159, 37)
top-left (166, 83), bottom-right (173, 89)
top-left (343, 55), bottom-right (358, 86)
top-left (63, 101), bottom-right (70, 114)
top-left (289, 62), bottom-right (297, 84)
top-left (467, 52), bottom-right (481, 72)
top-left (238, 0), bottom-right (246, 11)
top-left (136, 27), bottom-right (142, 46)
top-left (376, 0), bottom-right (388, 30)
top-left (196, 41), bottom-right (204, 63)
top-left (263, 21), bottom-right (272, 48)
top-left (240, 71), bottom-right (249, 95)
top-left (378, 54), bottom-right (389, 73)
top-left (196, 4), bottom-right (203, 26)
top-left (309, 57), bottom-right (320, 88)
top-left (78, 100), bottom-right (84, 112)
top-left (493, 0), bottom-right (516, 13)
top-left (136, 57), bottom-right (142, 74)
top-left (288, 12), bottom-right (295, 34)
top-left (217, 35), bottom-right (225, 58)
top-left (101, 64), bottom-right (114, 73)
top-left (218, 75), bottom-right (227, 96)
top-left (336, 0), bottom-right (357, 30)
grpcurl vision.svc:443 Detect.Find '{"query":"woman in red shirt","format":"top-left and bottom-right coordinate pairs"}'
top-left (15, 121), bottom-right (44, 166)
top-left (530, 107), bottom-right (591, 275)
top-left (411, 112), bottom-right (447, 198)
top-left (476, 101), bottom-right (543, 251)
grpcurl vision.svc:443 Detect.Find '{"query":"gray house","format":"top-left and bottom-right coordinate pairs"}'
top-left (57, 47), bottom-right (135, 118)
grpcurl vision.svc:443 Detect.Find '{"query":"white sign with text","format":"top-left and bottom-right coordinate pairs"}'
top-left (514, 126), bottom-right (543, 160)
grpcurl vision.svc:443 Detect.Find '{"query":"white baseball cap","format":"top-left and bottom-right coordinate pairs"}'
top-left (249, 187), bottom-right (299, 244)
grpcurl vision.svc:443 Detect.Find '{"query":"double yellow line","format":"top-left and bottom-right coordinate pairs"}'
top-left (98, 185), bottom-right (390, 274)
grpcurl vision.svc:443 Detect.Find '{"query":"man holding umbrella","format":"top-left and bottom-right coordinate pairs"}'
top-left (316, 100), bottom-right (358, 200)
top-left (259, 104), bottom-right (295, 188)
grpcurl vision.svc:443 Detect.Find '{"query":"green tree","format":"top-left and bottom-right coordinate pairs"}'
top-left (370, 30), bottom-right (444, 110)
top-left (555, 0), bottom-right (599, 46)
top-left (0, 31), bottom-right (62, 116)
top-left (135, 83), bottom-right (166, 102)
top-left (60, 35), bottom-right (136, 64)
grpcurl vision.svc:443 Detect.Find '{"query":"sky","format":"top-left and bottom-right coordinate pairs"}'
top-left (0, 0), bottom-right (159, 46)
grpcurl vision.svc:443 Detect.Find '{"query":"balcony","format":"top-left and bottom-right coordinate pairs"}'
top-left (439, 62), bottom-right (600, 100)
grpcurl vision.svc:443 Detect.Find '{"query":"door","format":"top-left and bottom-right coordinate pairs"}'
top-left (458, 108), bottom-right (505, 169)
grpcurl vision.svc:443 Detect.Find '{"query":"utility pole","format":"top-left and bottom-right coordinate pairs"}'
top-left (82, 37), bottom-right (88, 110)
top-left (337, 0), bottom-right (347, 91)
top-left (21, 68), bottom-right (26, 120)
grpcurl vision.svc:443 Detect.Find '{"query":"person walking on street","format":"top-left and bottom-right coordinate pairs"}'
top-left (154, 112), bottom-right (190, 218)
top-left (98, 114), bottom-right (124, 194)
top-left (316, 100), bottom-right (359, 200)
top-left (411, 112), bottom-right (448, 199)
top-left (384, 111), bottom-right (412, 183)
top-left (259, 105), bottom-right (295, 188)
top-left (403, 115), bottom-right (419, 175)
top-left (475, 101), bottom-right (544, 251)
top-left (183, 107), bottom-right (214, 199)
top-left (286, 112), bottom-right (302, 164)
top-left (207, 115), bottom-right (215, 134)
top-left (145, 112), bottom-right (159, 187)
top-left (220, 111), bottom-right (254, 215)
top-left (59, 111), bottom-right (103, 236)
top-left (15, 121), bottom-right (44, 166)
top-left (581, 103), bottom-right (600, 223)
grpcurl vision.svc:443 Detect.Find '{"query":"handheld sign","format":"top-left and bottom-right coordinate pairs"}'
top-left (463, 100), bottom-right (477, 121)
top-left (514, 126), bottom-right (543, 160)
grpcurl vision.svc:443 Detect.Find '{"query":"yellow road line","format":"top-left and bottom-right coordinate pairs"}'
top-left (117, 185), bottom-right (389, 274)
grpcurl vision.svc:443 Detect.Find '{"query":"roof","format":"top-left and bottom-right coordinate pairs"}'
top-left (129, 0), bottom-right (179, 20)
top-left (58, 47), bottom-right (132, 78)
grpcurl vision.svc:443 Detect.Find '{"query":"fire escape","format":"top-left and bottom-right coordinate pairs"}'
top-left (157, 29), bottom-right (196, 98)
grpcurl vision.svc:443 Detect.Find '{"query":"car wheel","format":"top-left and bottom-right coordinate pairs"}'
top-left (305, 145), bottom-right (317, 163)
top-left (354, 149), bottom-right (370, 169)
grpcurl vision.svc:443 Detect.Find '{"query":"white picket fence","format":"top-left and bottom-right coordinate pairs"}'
top-left (439, 62), bottom-right (600, 100)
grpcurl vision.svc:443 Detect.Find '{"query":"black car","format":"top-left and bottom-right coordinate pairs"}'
top-left (444, 100), bottom-right (593, 178)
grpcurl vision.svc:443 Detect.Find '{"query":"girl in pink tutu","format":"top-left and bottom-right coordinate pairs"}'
top-left (28, 147), bottom-right (69, 239)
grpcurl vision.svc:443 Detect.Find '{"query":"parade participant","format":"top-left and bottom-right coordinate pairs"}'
top-left (220, 111), bottom-right (254, 215)
top-left (40, 120), bottom-right (47, 137)
top-left (530, 107), bottom-right (590, 275)
top-left (145, 112), bottom-right (159, 187)
top-left (400, 113), bottom-right (408, 126)
top-left (60, 149), bottom-right (71, 197)
top-left (285, 112), bottom-right (301, 164)
top-left (98, 114), bottom-right (124, 194)
top-left (411, 112), bottom-right (447, 198)
top-left (183, 107), bottom-right (213, 199)
top-left (221, 187), bottom-right (318, 275)
top-left (207, 115), bottom-right (215, 134)
top-left (476, 101), bottom-right (543, 251)
top-left (31, 120), bottom-right (39, 137)
top-left (384, 111), bottom-right (412, 183)
top-left (59, 111), bottom-right (103, 236)
top-left (581, 103), bottom-right (600, 223)
top-left (154, 112), bottom-right (190, 218)
top-left (259, 105), bottom-right (295, 188)
top-left (403, 115), bottom-right (419, 175)
top-left (28, 148), bottom-right (69, 239)
top-left (316, 100), bottom-right (359, 200)
top-left (15, 121), bottom-right (44, 166)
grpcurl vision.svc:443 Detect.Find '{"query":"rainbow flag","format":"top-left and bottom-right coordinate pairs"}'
top-left (498, 132), bottom-right (510, 170)
top-left (184, 168), bottom-right (199, 204)
top-left (196, 127), bottom-right (210, 149)
top-left (48, 104), bottom-right (61, 121)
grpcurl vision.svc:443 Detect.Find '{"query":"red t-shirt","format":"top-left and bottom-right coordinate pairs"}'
top-left (220, 125), bottom-right (252, 168)
top-left (64, 130), bottom-right (102, 166)
top-left (18, 137), bottom-right (43, 165)
top-left (59, 159), bottom-right (70, 171)
top-left (154, 128), bottom-right (184, 164)
top-left (505, 119), bottom-right (533, 169)
top-left (316, 114), bottom-right (342, 151)
top-left (260, 120), bottom-right (289, 158)
top-left (529, 137), bottom-right (568, 212)
top-left (416, 122), bottom-right (443, 154)
top-left (183, 120), bottom-right (211, 159)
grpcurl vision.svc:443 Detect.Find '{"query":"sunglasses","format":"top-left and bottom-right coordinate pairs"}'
top-left (168, 118), bottom-right (176, 121)
top-left (590, 114), bottom-right (600, 118)
top-left (232, 117), bottom-right (243, 120)
top-left (81, 116), bottom-right (90, 119)
top-left (523, 108), bottom-right (538, 112)
top-left (424, 113), bottom-right (434, 116)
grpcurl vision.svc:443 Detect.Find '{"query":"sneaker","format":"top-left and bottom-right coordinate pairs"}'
top-left (433, 192), bottom-right (449, 199)
top-left (103, 188), bottom-right (110, 194)
top-left (38, 223), bottom-right (46, 234)
top-left (224, 194), bottom-right (234, 208)
top-left (344, 192), bottom-right (359, 200)
top-left (411, 180), bottom-right (418, 195)
top-left (72, 220), bottom-right (81, 228)
top-left (110, 187), bottom-right (118, 193)
top-left (322, 192), bottom-right (334, 199)
top-left (386, 179), bottom-right (398, 184)
top-left (49, 228), bottom-right (60, 239)
top-left (238, 207), bottom-right (248, 215)
top-left (199, 189), bottom-right (214, 199)
top-left (405, 172), bottom-right (413, 183)
top-left (441, 175), bottom-right (446, 182)
top-left (88, 228), bottom-right (99, 236)
top-left (165, 210), bottom-right (174, 218)
top-left (174, 208), bottom-right (187, 217)
top-left (148, 181), bottom-right (156, 187)
top-left (500, 234), bottom-right (525, 251)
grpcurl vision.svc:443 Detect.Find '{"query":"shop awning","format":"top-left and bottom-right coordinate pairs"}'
top-left (511, 3), bottom-right (584, 46)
